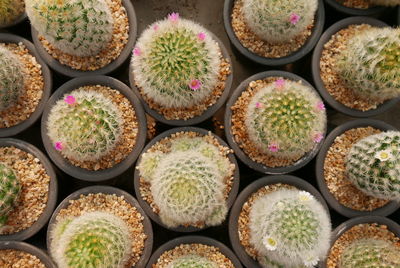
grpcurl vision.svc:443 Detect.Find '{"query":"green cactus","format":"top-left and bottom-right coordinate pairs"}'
top-left (369, 0), bottom-right (400, 6)
top-left (0, 0), bottom-right (25, 27)
top-left (50, 211), bottom-right (131, 268)
top-left (345, 131), bottom-right (400, 202)
top-left (242, 0), bottom-right (318, 44)
top-left (131, 14), bottom-right (221, 109)
top-left (167, 255), bottom-right (218, 268)
top-left (25, 0), bottom-right (113, 57)
top-left (46, 88), bottom-right (123, 162)
top-left (336, 27), bottom-right (400, 102)
top-left (0, 163), bottom-right (21, 226)
top-left (0, 45), bottom-right (25, 112)
top-left (339, 238), bottom-right (400, 268)
top-left (245, 78), bottom-right (326, 159)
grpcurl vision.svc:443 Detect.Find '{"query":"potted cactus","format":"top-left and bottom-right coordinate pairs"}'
top-left (129, 13), bottom-right (233, 126)
top-left (41, 76), bottom-right (147, 182)
top-left (316, 119), bottom-right (400, 218)
top-left (47, 186), bottom-right (153, 268)
top-left (223, 0), bottom-right (325, 65)
top-left (312, 17), bottom-right (400, 117)
top-left (0, 0), bottom-right (26, 29)
top-left (0, 33), bottom-right (52, 138)
top-left (229, 175), bottom-right (332, 268)
top-left (225, 71), bottom-right (327, 174)
top-left (26, 0), bottom-right (137, 77)
top-left (134, 127), bottom-right (240, 232)
top-left (0, 241), bottom-right (56, 267)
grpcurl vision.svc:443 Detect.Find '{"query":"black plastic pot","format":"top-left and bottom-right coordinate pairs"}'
top-left (312, 16), bottom-right (400, 117)
top-left (398, 6), bottom-right (400, 25)
top-left (0, 33), bottom-right (52, 138)
top-left (320, 216), bottom-right (400, 267)
top-left (223, 0), bottom-right (325, 66)
top-left (0, 138), bottom-right (58, 241)
top-left (224, 70), bottom-right (327, 174)
top-left (324, 0), bottom-right (387, 16)
top-left (129, 33), bottom-right (233, 126)
top-left (145, 235), bottom-right (243, 268)
top-left (0, 241), bottom-right (56, 268)
top-left (315, 119), bottom-right (400, 218)
top-left (229, 175), bottom-right (330, 268)
top-left (134, 127), bottom-right (240, 232)
top-left (46, 185), bottom-right (153, 268)
top-left (30, 0), bottom-right (137, 77)
top-left (0, 13), bottom-right (27, 29)
top-left (41, 75), bottom-right (147, 182)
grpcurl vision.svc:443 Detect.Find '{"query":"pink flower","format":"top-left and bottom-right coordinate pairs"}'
top-left (290, 13), bottom-right (301, 25)
top-left (275, 79), bottom-right (285, 89)
top-left (133, 47), bottom-right (141, 56)
top-left (55, 142), bottom-right (63, 151)
top-left (313, 133), bottom-right (323, 143)
top-left (316, 101), bottom-right (325, 111)
top-left (256, 102), bottom-right (263, 108)
top-left (153, 24), bottom-right (159, 31)
top-left (268, 143), bottom-right (279, 152)
top-left (189, 79), bottom-right (202, 90)
top-left (168, 12), bottom-right (180, 22)
top-left (197, 32), bottom-right (206, 41)
top-left (64, 95), bottom-right (76, 105)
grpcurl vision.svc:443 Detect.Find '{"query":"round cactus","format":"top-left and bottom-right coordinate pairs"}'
top-left (0, 163), bottom-right (21, 225)
top-left (167, 254), bottom-right (218, 268)
top-left (0, 45), bottom-right (25, 112)
top-left (0, 0), bottom-right (25, 27)
top-left (242, 0), bottom-right (318, 44)
top-left (369, 0), bottom-right (400, 6)
top-left (25, 0), bottom-right (114, 57)
top-left (345, 131), bottom-right (400, 202)
top-left (249, 189), bottom-right (331, 268)
top-left (245, 78), bottom-right (326, 159)
top-left (339, 238), bottom-right (400, 268)
top-left (47, 89), bottom-right (123, 162)
top-left (131, 13), bottom-right (221, 109)
top-left (50, 211), bottom-right (131, 268)
top-left (336, 27), bottom-right (400, 102)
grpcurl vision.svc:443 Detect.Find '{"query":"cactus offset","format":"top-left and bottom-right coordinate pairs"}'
top-left (25, 0), bottom-right (113, 57)
top-left (336, 27), bottom-right (400, 102)
top-left (245, 79), bottom-right (326, 159)
top-left (50, 211), bottom-right (131, 268)
top-left (242, 0), bottom-right (318, 44)
top-left (131, 14), bottom-right (221, 109)
top-left (369, 0), bottom-right (400, 6)
top-left (0, 163), bottom-right (21, 225)
top-left (47, 88), bottom-right (123, 162)
top-left (167, 254), bottom-right (218, 268)
top-left (0, 0), bottom-right (25, 27)
top-left (345, 131), bottom-right (400, 201)
top-left (0, 46), bottom-right (25, 112)
top-left (339, 238), bottom-right (400, 268)
top-left (249, 189), bottom-right (331, 268)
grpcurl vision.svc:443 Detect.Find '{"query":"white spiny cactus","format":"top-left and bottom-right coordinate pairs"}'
top-left (167, 254), bottom-right (218, 268)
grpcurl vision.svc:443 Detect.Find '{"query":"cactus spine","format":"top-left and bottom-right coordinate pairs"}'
top-left (336, 27), bottom-right (400, 102)
top-left (369, 0), bottom-right (400, 6)
top-left (167, 255), bottom-right (218, 268)
top-left (0, 163), bottom-right (21, 225)
top-left (0, 0), bottom-right (25, 27)
top-left (25, 0), bottom-right (114, 57)
top-left (249, 189), bottom-right (331, 268)
top-left (242, 0), bottom-right (318, 44)
top-left (345, 131), bottom-right (400, 201)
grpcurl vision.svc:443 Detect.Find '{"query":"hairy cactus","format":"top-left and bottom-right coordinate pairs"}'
top-left (131, 13), bottom-right (221, 109)
top-left (25, 0), bottom-right (113, 57)
top-left (0, 163), bottom-right (21, 225)
top-left (138, 136), bottom-right (233, 228)
top-left (369, 0), bottom-right (400, 6)
top-left (167, 254), bottom-right (218, 268)
top-left (0, 0), bottom-right (25, 27)
top-left (47, 89), bottom-right (123, 162)
top-left (339, 238), bottom-right (400, 268)
top-left (345, 131), bottom-right (400, 201)
top-left (242, 0), bottom-right (318, 44)
top-left (336, 27), bottom-right (400, 102)
top-left (50, 211), bottom-right (131, 268)
top-left (245, 79), bottom-right (326, 159)
top-left (249, 189), bottom-right (331, 268)
top-left (0, 46), bottom-right (25, 112)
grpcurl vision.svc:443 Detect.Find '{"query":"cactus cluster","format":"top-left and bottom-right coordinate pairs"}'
top-left (0, 0), bottom-right (25, 27)
top-left (249, 189), bottom-right (331, 268)
top-left (167, 254), bottom-right (218, 268)
top-left (138, 135), bottom-right (233, 228)
top-left (339, 238), bottom-right (400, 268)
top-left (345, 131), bottom-right (400, 202)
top-left (0, 45), bottom-right (25, 112)
top-left (0, 163), bottom-right (21, 226)
top-left (25, 0), bottom-right (114, 57)
top-left (369, 0), bottom-right (400, 6)
top-left (50, 211), bottom-right (131, 268)
top-left (336, 27), bottom-right (400, 102)
top-left (242, 0), bottom-right (318, 44)
top-left (47, 88), bottom-right (123, 162)
top-left (131, 14), bottom-right (221, 109)
top-left (245, 79), bottom-right (326, 159)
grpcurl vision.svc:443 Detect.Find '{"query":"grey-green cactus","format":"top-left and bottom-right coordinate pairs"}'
top-left (167, 255), bottom-right (218, 268)
top-left (345, 131), bottom-right (400, 202)
top-left (0, 0), bottom-right (25, 27)
top-left (0, 45), bottom-right (25, 112)
top-left (369, 0), bottom-right (400, 6)
top-left (0, 163), bottom-right (21, 225)
top-left (25, 0), bottom-right (114, 57)
top-left (336, 27), bottom-right (400, 102)
top-left (242, 0), bottom-right (318, 44)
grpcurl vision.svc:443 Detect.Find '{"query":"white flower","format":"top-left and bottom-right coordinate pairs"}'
top-left (263, 236), bottom-right (278, 251)
top-left (304, 256), bottom-right (319, 267)
top-left (375, 150), bottom-right (393, 162)
top-left (298, 191), bottom-right (314, 202)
